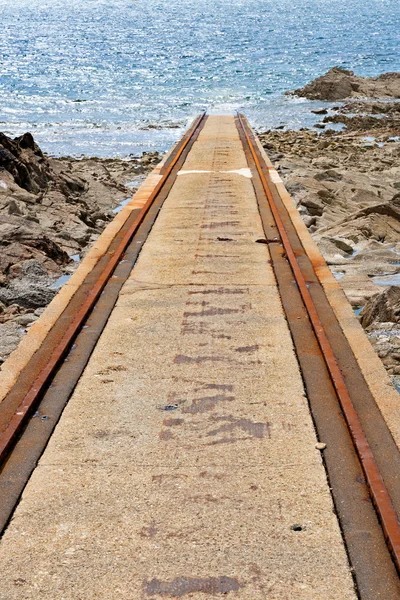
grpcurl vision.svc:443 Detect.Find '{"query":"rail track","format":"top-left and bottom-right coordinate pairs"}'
top-left (0, 111), bottom-right (207, 533)
top-left (236, 113), bottom-right (400, 598)
top-left (0, 113), bottom-right (399, 598)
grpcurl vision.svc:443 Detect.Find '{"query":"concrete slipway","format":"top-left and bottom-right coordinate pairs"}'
top-left (0, 115), bottom-right (378, 599)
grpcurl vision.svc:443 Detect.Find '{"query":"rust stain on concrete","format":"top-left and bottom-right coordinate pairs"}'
top-left (201, 383), bottom-right (233, 391)
top-left (173, 355), bottom-right (228, 365)
top-left (235, 345), bottom-right (259, 353)
top-left (163, 418), bottom-right (185, 427)
top-left (159, 430), bottom-right (175, 441)
top-left (139, 522), bottom-right (158, 539)
top-left (207, 416), bottom-right (271, 440)
top-left (144, 576), bottom-right (242, 597)
top-left (189, 287), bottom-right (249, 296)
top-left (183, 307), bottom-right (240, 318)
top-left (182, 394), bottom-right (235, 414)
top-left (201, 221), bottom-right (240, 229)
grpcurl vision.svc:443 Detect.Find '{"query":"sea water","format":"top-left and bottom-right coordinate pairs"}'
top-left (0, 0), bottom-right (398, 157)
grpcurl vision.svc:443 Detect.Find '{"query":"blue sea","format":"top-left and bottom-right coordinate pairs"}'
top-left (0, 0), bottom-right (399, 157)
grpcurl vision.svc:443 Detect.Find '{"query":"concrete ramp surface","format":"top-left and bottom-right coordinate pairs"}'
top-left (1, 115), bottom-right (386, 599)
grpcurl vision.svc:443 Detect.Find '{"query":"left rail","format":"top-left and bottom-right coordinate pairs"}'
top-left (0, 112), bottom-right (207, 533)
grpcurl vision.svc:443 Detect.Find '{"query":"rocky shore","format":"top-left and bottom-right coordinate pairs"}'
top-left (1, 67), bottom-right (400, 384)
top-left (0, 132), bottom-right (160, 363)
top-left (290, 66), bottom-right (400, 101)
top-left (261, 67), bottom-right (400, 380)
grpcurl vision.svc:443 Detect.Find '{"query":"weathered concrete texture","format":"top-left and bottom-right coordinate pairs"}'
top-left (0, 116), bottom-right (356, 599)
top-left (0, 152), bottom-right (167, 402)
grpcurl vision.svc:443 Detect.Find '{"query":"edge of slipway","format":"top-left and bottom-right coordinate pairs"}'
top-left (0, 144), bottom-right (175, 404)
top-left (1, 120), bottom-right (399, 453)
top-left (252, 134), bottom-right (400, 448)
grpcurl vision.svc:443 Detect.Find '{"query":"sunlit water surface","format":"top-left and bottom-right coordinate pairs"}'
top-left (0, 0), bottom-right (399, 156)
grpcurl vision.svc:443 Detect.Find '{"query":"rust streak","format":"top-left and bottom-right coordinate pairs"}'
top-left (236, 112), bottom-right (400, 574)
top-left (144, 576), bottom-right (242, 597)
top-left (182, 394), bottom-right (235, 414)
top-left (235, 345), bottom-right (259, 353)
top-left (0, 112), bottom-right (207, 467)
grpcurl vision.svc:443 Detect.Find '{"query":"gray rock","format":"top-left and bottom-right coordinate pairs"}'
top-left (300, 195), bottom-right (324, 216)
top-left (8, 199), bottom-right (27, 216)
top-left (303, 215), bottom-right (316, 228)
top-left (0, 321), bottom-right (24, 362)
top-left (360, 286), bottom-right (400, 328)
top-left (312, 156), bottom-right (336, 169)
top-left (314, 169), bottom-right (343, 182)
top-left (325, 237), bottom-right (354, 254)
top-left (14, 313), bottom-right (38, 326)
top-left (0, 259), bottom-right (56, 309)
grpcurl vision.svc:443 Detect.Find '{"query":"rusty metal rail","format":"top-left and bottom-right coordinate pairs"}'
top-left (1, 112), bottom-right (400, 596)
top-left (236, 113), bottom-right (400, 597)
top-left (0, 112), bottom-right (207, 532)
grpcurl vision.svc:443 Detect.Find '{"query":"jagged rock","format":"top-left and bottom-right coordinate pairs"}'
top-left (290, 67), bottom-right (400, 101)
top-left (360, 287), bottom-right (400, 328)
top-left (14, 313), bottom-right (38, 326)
top-left (325, 237), bottom-right (354, 254)
top-left (323, 113), bottom-right (400, 132)
top-left (0, 260), bottom-right (56, 309)
top-left (303, 215), bottom-right (316, 228)
top-left (0, 131), bottom-right (162, 361)
top-left (314, 169), bottom-right (343, 182)
top-left (312, 156), bottom-right (336, 169)
top-left (300, 195), bottom-right (324, 216)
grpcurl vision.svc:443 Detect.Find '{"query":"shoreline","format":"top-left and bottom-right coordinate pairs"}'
top-left (0, 139), bottom-right (161, 362)
top-left (258, 68), bottom-right (400, 380)
top-left (1, 67), bottom-right (400, 380)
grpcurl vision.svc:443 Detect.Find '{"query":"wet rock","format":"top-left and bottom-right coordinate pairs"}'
top-left (341, 101), bottom-right (400, 115)
top-left (324, 113), bottom-right (400, 132)
top-left (290, 67), bottom-right (400, 101)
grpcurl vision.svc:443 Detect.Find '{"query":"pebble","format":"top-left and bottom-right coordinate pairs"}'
top-left (315, 442), bottom-right (327, 451)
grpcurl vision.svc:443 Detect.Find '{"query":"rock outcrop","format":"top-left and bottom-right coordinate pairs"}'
top-left (290, 67), bottom-right (400, 101)
top-left (259, 87), bottom-right (400, 379)
top-left (0, 131), bottom-right (161, 362)
top-left (360, 286), bottom-right (400, 328)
